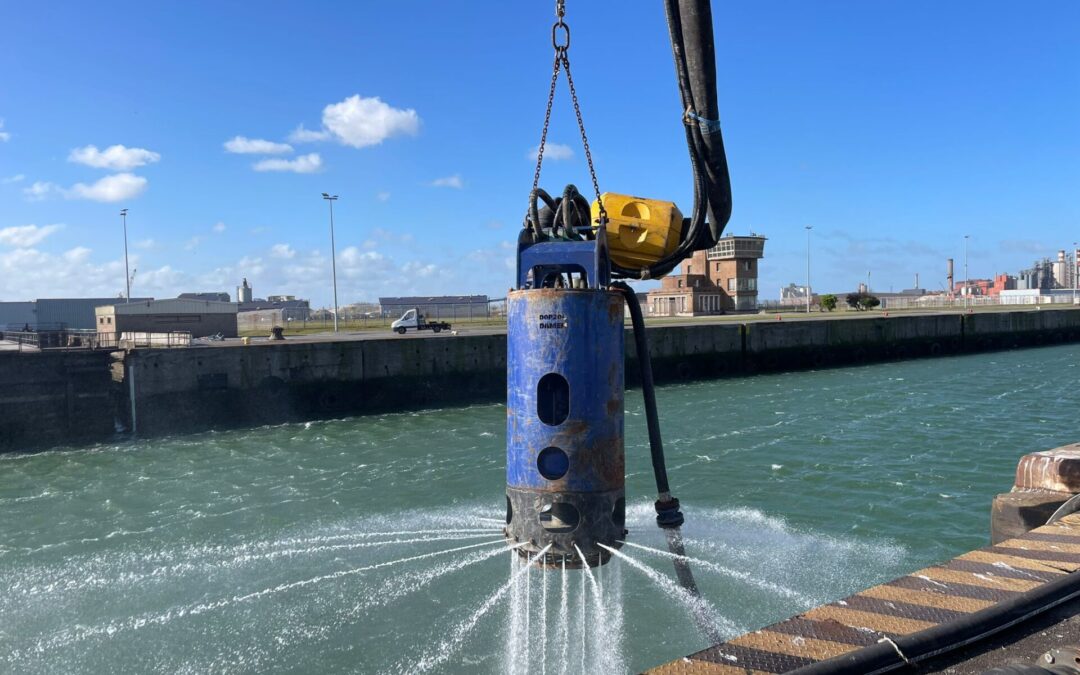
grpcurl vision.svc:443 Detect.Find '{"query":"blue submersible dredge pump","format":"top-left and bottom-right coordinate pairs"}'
top-left (503, 0), bottom-right (732, 569)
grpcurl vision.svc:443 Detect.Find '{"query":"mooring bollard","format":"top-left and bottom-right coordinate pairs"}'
top-left (991, 443), bottom-right (1080, 544)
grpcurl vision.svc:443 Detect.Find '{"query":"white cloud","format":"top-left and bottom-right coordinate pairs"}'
top-left (184, 236), bottom-right (203, 250)
top-left (376, 191), bottom-right (391, 202)
top-left (68, 144), bottom-right (161, 170)
top-left (293, 94), bottom-right (420, 149)
top-left (288, 125), bottom-right (331, 143)
top-left (23, 181), bottom-right (59, 201)
top-left (431, 174), bottom-right (464, 189)
top-left (527, 143), bottom-right (574, 161)
top-left (213, 221), bottom-right (226, 233)
top-left (134, 238), bottom-right (157, 250)
top-left (2, 174), bottom-right (24, 184)
top-left (401, 261), bottom-right (438, 278)
top-left (0, 224), bottom-right (63, 248)
top-left (63, 246), bottom-right (91, 263)
top-left (270, 243), bottom-right (296, 259)
top-left (223, 136), bottom-right (293, 154)
top-left (0, 119), bottom-right (10, 142)
top-left (67, 173), bottom-right (148, 202)
top-left (0, 246), bottom-right (200, 301)
top-left (253, 153), bottom-right (322, 173)
top-left (340, 246), bottom-right (384, 266)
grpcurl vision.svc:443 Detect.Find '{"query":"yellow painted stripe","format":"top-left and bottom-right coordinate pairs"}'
top-left (802, 605), bottom-right (935, 635)
top-left (959, 550), bottom-right (1072, 574)
top-left (914, 566), bottom-right (1042, 592)
top-left (994, 538), bottom-right (1080, 554)
top-left (646, 658), bottom-right (769, 675)
top-left (859, 583), bottom-right (993, 613)
top-left (731, 630), bottom-right (857, 661)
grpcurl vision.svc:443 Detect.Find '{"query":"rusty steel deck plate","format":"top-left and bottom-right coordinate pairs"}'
top-left (647, 513), bottom-right (1080, 674)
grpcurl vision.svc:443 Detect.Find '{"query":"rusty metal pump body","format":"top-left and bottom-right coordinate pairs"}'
top-left (504, 237), bottom-right (625, 568)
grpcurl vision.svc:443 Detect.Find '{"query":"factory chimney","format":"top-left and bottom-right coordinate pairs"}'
top-left (947, 258), bottom-right (954, 292)
top-left (915, 272), bottom-right (920, 290)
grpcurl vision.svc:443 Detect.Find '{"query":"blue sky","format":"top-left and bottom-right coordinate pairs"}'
top-left (1, 1), bottom-right (1077, 305)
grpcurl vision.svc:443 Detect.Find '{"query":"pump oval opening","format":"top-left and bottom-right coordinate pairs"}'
top-left (539, 502), bottom-right (580, 534)
top-left (536, 373), bottom-right (570, 426)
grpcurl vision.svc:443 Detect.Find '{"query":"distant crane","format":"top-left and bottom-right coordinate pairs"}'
top-left (128, 268), bottom-right (137, 297)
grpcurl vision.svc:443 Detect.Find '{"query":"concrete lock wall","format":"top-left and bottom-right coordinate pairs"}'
top-left (127, 334), bottom-right (507, 435)
top-left (123, 308), bottom-right (1080, 439)
top-left (0, 350), bottom-right (117, 451)
top-left (4, 307), bottom-right (1080, 448)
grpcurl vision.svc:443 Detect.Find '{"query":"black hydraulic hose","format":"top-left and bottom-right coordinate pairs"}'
top-left (790, 570), bottom-right (1080, 675)
top-left (612, 282), bottom-right (671, 499)
top-left (675, 0), bottom-right (732, 238)
top-left (611, 0), bottom-right (731, 281)
top-left (614, 282), bottom-right (715, 645)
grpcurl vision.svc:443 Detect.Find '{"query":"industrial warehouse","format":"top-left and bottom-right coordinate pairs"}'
top-left (95, 298), bottom-right (239, 340)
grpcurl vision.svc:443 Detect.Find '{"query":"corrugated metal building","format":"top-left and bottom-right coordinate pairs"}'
top-left (238, 298), bottom-right (310, 321)
top-left (96, 299), bottom-right (238, 339)
top-left (0, 297), bottom-right (153, 330)
top-left (379, 295), bottom-right (489, 319)
top-left (179, 292), bottom-right (231, 302)
top-left (38, 298), bottom-right (154, 330)
top-left (0, 302), bottom-right (38, 330)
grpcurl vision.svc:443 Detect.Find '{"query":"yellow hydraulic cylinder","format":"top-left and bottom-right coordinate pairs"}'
top-left (591, 193), bottom-right (683, 273)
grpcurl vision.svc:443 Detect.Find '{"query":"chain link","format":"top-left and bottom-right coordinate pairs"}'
top-left (530, 53), bottom-right (561, 196)
top-left (529, 0), bottom-right (606, 224)
top-left (561, 52), bottom-right (605, 221)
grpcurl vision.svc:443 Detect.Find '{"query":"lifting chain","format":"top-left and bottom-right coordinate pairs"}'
top-left (530, 0), bottom-right (607, 225)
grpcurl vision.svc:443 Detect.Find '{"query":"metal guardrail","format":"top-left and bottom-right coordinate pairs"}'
top-left (118, 331), bottom-right (192, 348)
top-left (0, 329), bottom-right (191, 352)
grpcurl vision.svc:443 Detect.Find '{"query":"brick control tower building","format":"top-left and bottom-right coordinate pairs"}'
top-left (647, 234), bottom-right (766, 316)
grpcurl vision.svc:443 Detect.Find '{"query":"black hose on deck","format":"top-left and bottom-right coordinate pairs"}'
top-left (789, 570), bottom-right (1080, 675)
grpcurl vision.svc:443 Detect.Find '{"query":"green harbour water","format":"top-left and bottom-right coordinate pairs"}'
top-left (1, 343), bottom-right (1077, 673)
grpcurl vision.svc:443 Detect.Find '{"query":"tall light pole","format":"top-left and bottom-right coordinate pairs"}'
top-left (120, 208), bottom-right (131, 303)
top-left (964, 234), bottom-right (970, 308)
top-left (321, 193), bottom-right (340, 333)
top-left (805, 225), bottom-right (812, 313)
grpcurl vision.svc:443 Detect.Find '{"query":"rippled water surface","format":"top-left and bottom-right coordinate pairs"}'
top-left (1, 344), bottom-right (1077, 673)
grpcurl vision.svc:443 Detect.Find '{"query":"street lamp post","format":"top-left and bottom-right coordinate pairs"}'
top-left (321, 193), bottom-right (340, 333)
top-left (120, 208), bottom-right (131, 303)
top-left (964, 234), bottom-right (970, 308)
top-left (805, 225), bottom-right (812, 313)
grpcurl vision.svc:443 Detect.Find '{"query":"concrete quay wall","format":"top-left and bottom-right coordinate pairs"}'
top-left (0, 350), bottom-right (117, 451)
top-left (3, 307), bottom-right (1079, 449)
top-left (126, 334), bottom-right (507, 436)
top-left (127, 308), bottom-right (1080, 438)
